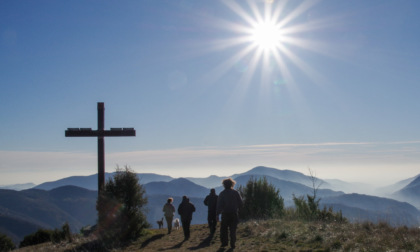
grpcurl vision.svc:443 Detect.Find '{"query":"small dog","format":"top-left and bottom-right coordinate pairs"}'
top-left (174, 218), bottom-right (180, 230)
top-left (157, 217), bottom-right (164, 229)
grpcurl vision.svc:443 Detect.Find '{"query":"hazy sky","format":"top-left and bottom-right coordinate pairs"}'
top-left (1, 0), bottom-right (420, 186)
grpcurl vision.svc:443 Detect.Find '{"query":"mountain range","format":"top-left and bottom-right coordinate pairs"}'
top-left (0, 186), bottom-right (96, 245)
top-left (33, 173), bottom-right (173, 191)
top-left (1, 166), bottom-right (419, 245)
top-left (392, 175), bottom-right (420, 209)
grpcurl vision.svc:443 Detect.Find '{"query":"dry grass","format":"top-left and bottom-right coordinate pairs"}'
top-left (14, 219), bottom-right (420, 251)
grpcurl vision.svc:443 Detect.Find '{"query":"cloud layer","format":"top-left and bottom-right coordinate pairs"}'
top-left (1, 141), bottom-right (420, 185)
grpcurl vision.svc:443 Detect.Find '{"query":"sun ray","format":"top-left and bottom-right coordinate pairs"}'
top-left (279, 43), bottom-right (328, 88)
top-left (199, 43), bottom-right (257, 87)
top-left (281, 36), bottom-right (335, 59)
top-left (278, 0), bottom-right (320, 28)
top-left (222, 0), bottom-right (257, 27)
top-left (209, 35), bottom-right (255, 52)
top-left (270, 0), bottom-right (288, 25)
top-left (211, 16), bottom-right (253, 34)
top-left (248, 0), bottom-right (264, 24)
top-left (266, 44), bottom-right (304, 107)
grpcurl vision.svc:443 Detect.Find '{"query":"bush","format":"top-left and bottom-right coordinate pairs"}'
top-left (292, 194), bottom-right (320, 221)
top-left (96, 165), bottom-right (149, 245)
top-left (292, 195), bottom-right (346, 222)
top-left (19, 229), bottom-right (52, 248)
top-left (0, 233), bottom-right (15, 252)
top-left (291, 168), bottom-right (346, 222)
top-left (51, 222), bottom-right (72, 243)
top-left (19, 223), bottom-right (73, 248)
top-left (238, 176), bottom-right (284, 220)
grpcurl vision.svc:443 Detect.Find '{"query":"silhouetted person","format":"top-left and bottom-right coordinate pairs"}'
top-left (204, 188), bottom-right (218, 234)
top-left (217, 178), bottom-right (243, 249)
top-left (178, 195), bottom-right (196, 240)
top-left (163, 197), bottom-right (175, 234)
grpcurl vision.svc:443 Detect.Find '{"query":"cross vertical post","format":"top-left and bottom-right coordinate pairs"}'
top-left (65, 102), bottom-right (136, 195)
top-left (97, 103), bottom-right (105, 193)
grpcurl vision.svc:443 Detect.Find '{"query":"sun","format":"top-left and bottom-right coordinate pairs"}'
top-left (250, 21), bottom-right (283, 51)
top-left (201, 0), bottom-right (328, 98)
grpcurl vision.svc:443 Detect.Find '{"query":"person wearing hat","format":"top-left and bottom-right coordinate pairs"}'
top-left (216, 178), bottom-right (243, 249)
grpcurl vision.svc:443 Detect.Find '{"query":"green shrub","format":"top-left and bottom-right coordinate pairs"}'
top-left (292, 169), bottom-right (346, 223)
top-left (293, 194), bottom-right (318, 220)
top-left (19, 229), bottom-right (52, 248)
top-left (238, 176), bottom-right (284, 220)
top-left (19, 223), bottom-right (72, 248)
top-left (51, 222), bottom-right (72, 243)
top-left (96, 165), bottom-right (150, 245)
top-left (292, 195), bottom-right (346, 222)
top-left (0, 233), bottom-right (15, 251)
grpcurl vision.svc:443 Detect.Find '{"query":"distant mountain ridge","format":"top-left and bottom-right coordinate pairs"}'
top-left (0, 183), bottom-right (36, 191)
top-left (27, 166), bottom-right (420, 199)
top-left (392, 176), bottom-right (420, 209)
top-left (377, 174), bottom-right (420, 195)
top-left (323, 179), bottom-right (375, 194)
top-left (144, 178), bottom-right (209, 198)
top-left (26, 166), bottom-right (420, 213)
top-left (403, 176), bottom-right (420, 189)
top-left (0, 186), bottom-right (97, 245)
top-left (34, 173), bottom-right (115, 191)
top-left (185, 175), bottom-right (228, 189)
top-left (34, 166), bottom-right (330, 192)
top-left (322, 193), bottom-right (420, 226)
top-left (35, 173), bottom-right (173, 191)
top-left (2, 166), bottom-right (419, 246)
top-left (232, 166), bottom-right (322, 188)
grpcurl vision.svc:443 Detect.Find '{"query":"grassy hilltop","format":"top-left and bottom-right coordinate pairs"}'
top-left (15, 219), bottom-right (420, 252)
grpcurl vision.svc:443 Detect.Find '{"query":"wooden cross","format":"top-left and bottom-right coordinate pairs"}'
top-left (65, 102), bottom-right (136, 194)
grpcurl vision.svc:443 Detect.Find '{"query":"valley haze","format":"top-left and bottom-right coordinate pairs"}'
top-left (2, 141), bottom-right (420, 187)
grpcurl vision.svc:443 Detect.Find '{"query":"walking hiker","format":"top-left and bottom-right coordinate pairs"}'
top-left (178, 195), bottom-right (196, 240)
top-left (163, 197), bottom-right (175, 234)
top-left (204, 188), bottom-right (218, 234)
top-left (217, 178), bottom-right (243, 249)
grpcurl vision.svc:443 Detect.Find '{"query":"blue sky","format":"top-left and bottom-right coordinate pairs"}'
top-left (1, 0), bottom-right (420, 185)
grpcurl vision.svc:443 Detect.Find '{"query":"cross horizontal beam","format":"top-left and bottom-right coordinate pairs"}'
top-left (65, 128), bottom-right (136, 137)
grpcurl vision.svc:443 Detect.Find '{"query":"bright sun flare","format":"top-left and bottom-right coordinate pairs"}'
top-left (251, 21), bottom-right (283, 50)
top-left (208, 0), bottom-right (326, 94)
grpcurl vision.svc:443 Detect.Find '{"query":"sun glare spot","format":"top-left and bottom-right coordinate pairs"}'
top-left (251, 22), bottom-right (283, 50)
top-left (215, 0), bottom-right (328, 97)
